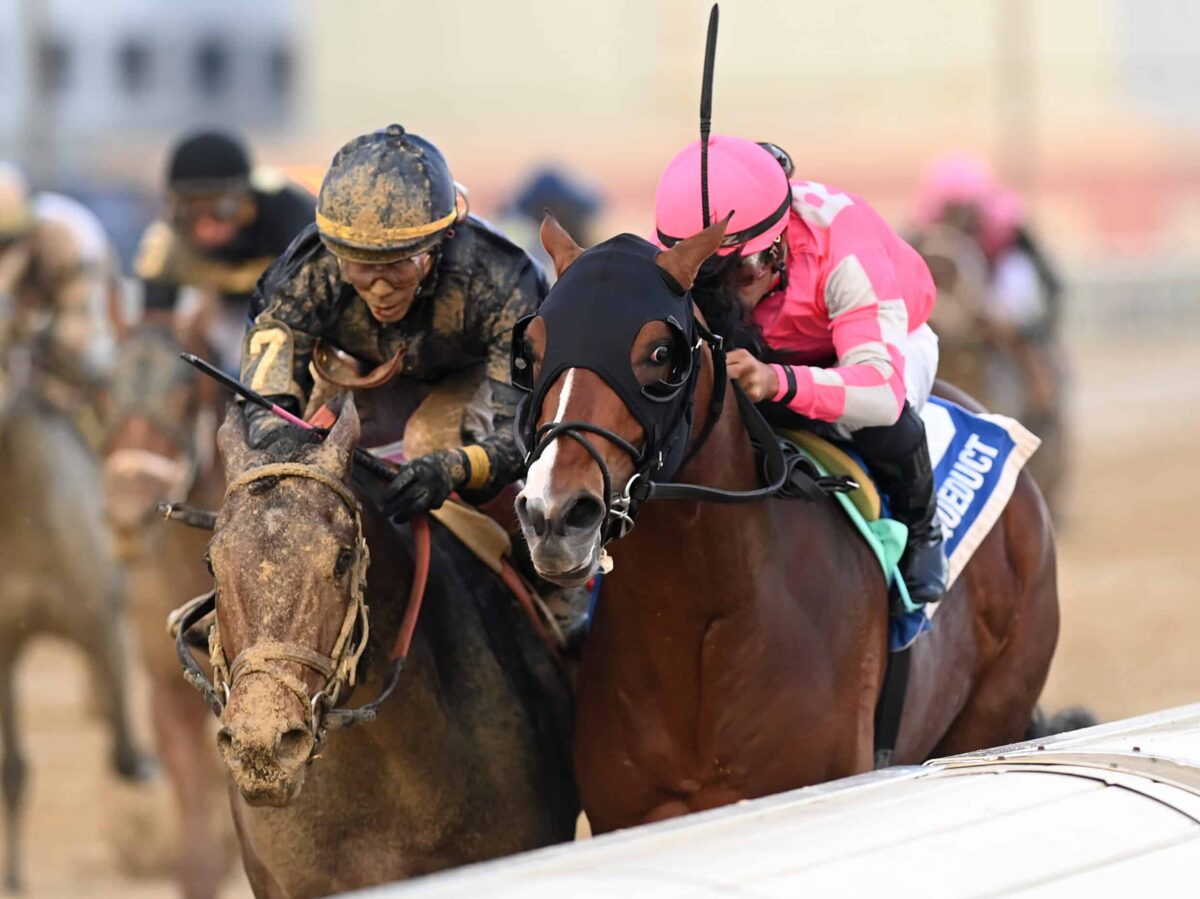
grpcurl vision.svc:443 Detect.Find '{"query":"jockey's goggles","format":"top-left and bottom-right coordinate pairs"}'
top-left (169, 191), bottom-right (247, 227)
top-left (733, 235), bottom-right (785, 283)
top-left (695, 233), bottom-right (786, 288)
top-left (332, 243), bottom-right (439, 271)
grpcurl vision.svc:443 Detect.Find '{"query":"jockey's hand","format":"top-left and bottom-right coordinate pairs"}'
top-left (381, 450), bottom-right (464, 522)
top-left (727, 349), bottom-right (780, 402)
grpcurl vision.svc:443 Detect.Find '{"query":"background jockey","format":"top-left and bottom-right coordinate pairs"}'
top-left (0, 162), bottom-right (121, 426)
top-left (653, 136), bottom-right (947, 605)
top-left (134, 130), bottom-right (314, 373)
top-left (910, 152), bottom-right (1063, 420)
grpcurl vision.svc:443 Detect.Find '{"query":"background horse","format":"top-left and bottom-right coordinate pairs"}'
top-left (515, 218), bottom-right (1059, 832)
top-left (103, 319), bottom-right (235, 899)
top-left (0, 347), bottom-right (153, 892)
top-left (205, 400), bottom-right (576, 898)
top-left (912, 223), bottom-right (1069, 519)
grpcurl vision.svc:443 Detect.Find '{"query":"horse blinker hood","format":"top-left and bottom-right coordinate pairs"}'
top-left (514, 233), bottom-right (703, 485)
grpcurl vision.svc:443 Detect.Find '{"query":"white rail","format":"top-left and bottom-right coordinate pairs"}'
top-left (350, 703), bottom-right (1200, 898)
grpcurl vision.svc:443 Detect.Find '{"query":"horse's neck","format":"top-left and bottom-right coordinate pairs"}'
top-left (605, 373), bottom-right (771, 627)
top-left (608, 372), bottom-right (844, 621)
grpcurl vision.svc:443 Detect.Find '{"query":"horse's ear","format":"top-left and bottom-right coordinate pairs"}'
top-left (313, 394), bottom-right (360, 479)
top-left (540, 213), bottom-right (584, 277)
top-left (217, 403), bottom-right (257, 479)
top-left (655, 213), bottom-right (732, 291)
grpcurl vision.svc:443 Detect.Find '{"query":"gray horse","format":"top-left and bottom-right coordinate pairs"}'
top-left (0, 355), bottom-right (154, 893)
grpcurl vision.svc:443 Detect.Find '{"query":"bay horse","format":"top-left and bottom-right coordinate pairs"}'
top-left (912, 223), bottom-right (1069, 519)
top-left (198, 399), bottom-right (576, 897)
top-left (103, 319), bottom-right (235, 899)
top-left (514, 216), bottom-right (1059, 833)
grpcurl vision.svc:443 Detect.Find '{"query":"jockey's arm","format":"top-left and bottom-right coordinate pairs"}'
top-left (766, 249), bottom-right (909, 430)
top-left (453, 254), bottom-right (547, 502)
top-left (239, 237), bottom-right (335, 445)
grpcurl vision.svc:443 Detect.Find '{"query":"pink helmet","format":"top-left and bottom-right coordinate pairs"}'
top-left (655, 135), bottom-right (792, 256)
top-left (913, 152), bottom-right (1023, 259)
top-left (912, 152), bottom-right (999, 232)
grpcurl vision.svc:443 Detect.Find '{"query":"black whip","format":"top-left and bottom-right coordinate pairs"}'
top-left (699, 3), bottom-right (720, 227)
top-left (180, 353), bottom-right (397, 481)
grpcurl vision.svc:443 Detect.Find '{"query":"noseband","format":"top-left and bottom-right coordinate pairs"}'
top-left (523, 329), bottom-right (855, 550)
top-left (174, 462), bottom-right (404, 754)
top-left (521, 315), bottom-right (726, 544)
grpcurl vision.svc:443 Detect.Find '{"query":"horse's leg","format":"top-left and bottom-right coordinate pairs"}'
top-left (79, 596), bottom-right (155, 782)
top-left (929, 477), bottom-right (1060, 757)
top-left (150, 674), bottom-right (229, 899)
top-left (1, 650), bottom-right (27, 894)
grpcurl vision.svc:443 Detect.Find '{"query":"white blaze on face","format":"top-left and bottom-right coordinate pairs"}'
top-left (522, 368), bottom-right (577, 507)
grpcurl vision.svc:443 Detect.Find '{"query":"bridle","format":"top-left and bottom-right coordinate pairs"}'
top-left (173, 461), bottom-right (411, 755)
top-left (519, 309), bottom-right (852, 547)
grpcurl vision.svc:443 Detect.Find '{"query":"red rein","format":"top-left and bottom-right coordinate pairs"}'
top-left (391, 515), bottom-right (431, 664)
top-left (309, 404), bottom-right (557, 667)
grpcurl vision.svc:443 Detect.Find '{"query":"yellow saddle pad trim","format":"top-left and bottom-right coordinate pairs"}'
top-left (429, 500), bottom-right (511, 577)
top-left (778, 428), bottom-right (881, 522)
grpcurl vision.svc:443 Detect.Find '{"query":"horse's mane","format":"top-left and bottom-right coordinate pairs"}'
top-left (691, 282), bottom-right (779, 360)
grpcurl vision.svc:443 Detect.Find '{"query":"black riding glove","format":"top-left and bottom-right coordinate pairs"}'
top-left (380, 449), bottom-right (467, 522)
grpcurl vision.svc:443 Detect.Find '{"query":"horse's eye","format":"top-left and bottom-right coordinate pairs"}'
top-left (650, 345), bottom-right (672, 366)
top-left (203, 556), bottom-right (214, 576)
top-left (334, 547), bottom-right (355, 578)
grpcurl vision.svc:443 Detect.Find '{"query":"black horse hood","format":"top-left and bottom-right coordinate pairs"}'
top-left (518, 233), bottom-right (702, 484)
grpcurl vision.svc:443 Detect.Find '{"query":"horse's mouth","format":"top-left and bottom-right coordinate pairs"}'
top-left (223, 755), bottom-right (309, 807)
top-left (530, 539), bottom-right (601, 588)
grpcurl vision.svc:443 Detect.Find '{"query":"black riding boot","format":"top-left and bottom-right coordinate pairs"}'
top-left (853, 404), bottom-right (949, 606)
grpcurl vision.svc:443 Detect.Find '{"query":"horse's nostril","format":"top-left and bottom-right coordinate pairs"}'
top-left (563, 495), bottom-right (604, 534)
top-left (518, 495), bottom-right (548, 537)
top-left (276, 727), bottom-right (313, 766)
top-left (216, 727), bottom-right (235, 756)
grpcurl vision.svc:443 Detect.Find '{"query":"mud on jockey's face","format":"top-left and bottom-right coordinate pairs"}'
top-left (338, 251), bottom-right (436, 324)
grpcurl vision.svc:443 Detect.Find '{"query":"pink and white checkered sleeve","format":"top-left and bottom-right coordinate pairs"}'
top-left (770, 250), bottom-right (909, 429)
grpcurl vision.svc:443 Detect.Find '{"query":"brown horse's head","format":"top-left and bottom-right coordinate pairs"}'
top-left (103, 323), bottom-right (213, 562)
top-left (515, 216), bottom-right (726, 585)
top-left (209, 400), bottom-right (367, 806)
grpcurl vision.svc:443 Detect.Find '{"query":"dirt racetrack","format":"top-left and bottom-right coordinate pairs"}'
top-left (5, 334), bottom-right (1199, 898)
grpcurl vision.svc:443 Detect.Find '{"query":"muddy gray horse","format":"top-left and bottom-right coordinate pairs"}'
top-left (0, 352), bottom-right (154, 893)
top-left (103, 320), bottom-right (235, 899)
top-left (186, 400), bottom-right (576, 897)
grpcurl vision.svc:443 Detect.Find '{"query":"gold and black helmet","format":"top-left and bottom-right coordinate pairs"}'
top-left (316, 124), bottom-right (461, 264)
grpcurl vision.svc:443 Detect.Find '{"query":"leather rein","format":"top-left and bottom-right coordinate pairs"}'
top-left (523, 314), bottom-right (855, 545)
top-left (173, 462), bottom-right (432, 754)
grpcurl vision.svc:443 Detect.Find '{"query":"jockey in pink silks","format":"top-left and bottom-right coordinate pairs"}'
top-left (912, 152), bottom-right (1063, 409)
top-left (654, 135), bottom-right (947, 604)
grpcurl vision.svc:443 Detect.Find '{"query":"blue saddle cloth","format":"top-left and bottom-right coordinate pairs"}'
top-left (806, 397), bottom-right (1041, 651)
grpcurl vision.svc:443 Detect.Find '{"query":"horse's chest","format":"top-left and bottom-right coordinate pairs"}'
top-left (579, 615), bottom-right (840, 828)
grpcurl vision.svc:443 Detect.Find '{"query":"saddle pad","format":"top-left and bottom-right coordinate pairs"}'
top-left (428, 500), bottom-right (512, 577)
top-left (780, 397), bottom-right (1040, 651)
top-left (922, 397), bottom-right (1041, 591)
top-left (784, 429), bottom-right (882, 521)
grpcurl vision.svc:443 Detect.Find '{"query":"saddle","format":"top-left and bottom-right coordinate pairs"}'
top-left (777, 428), bottom-right (881, 522)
